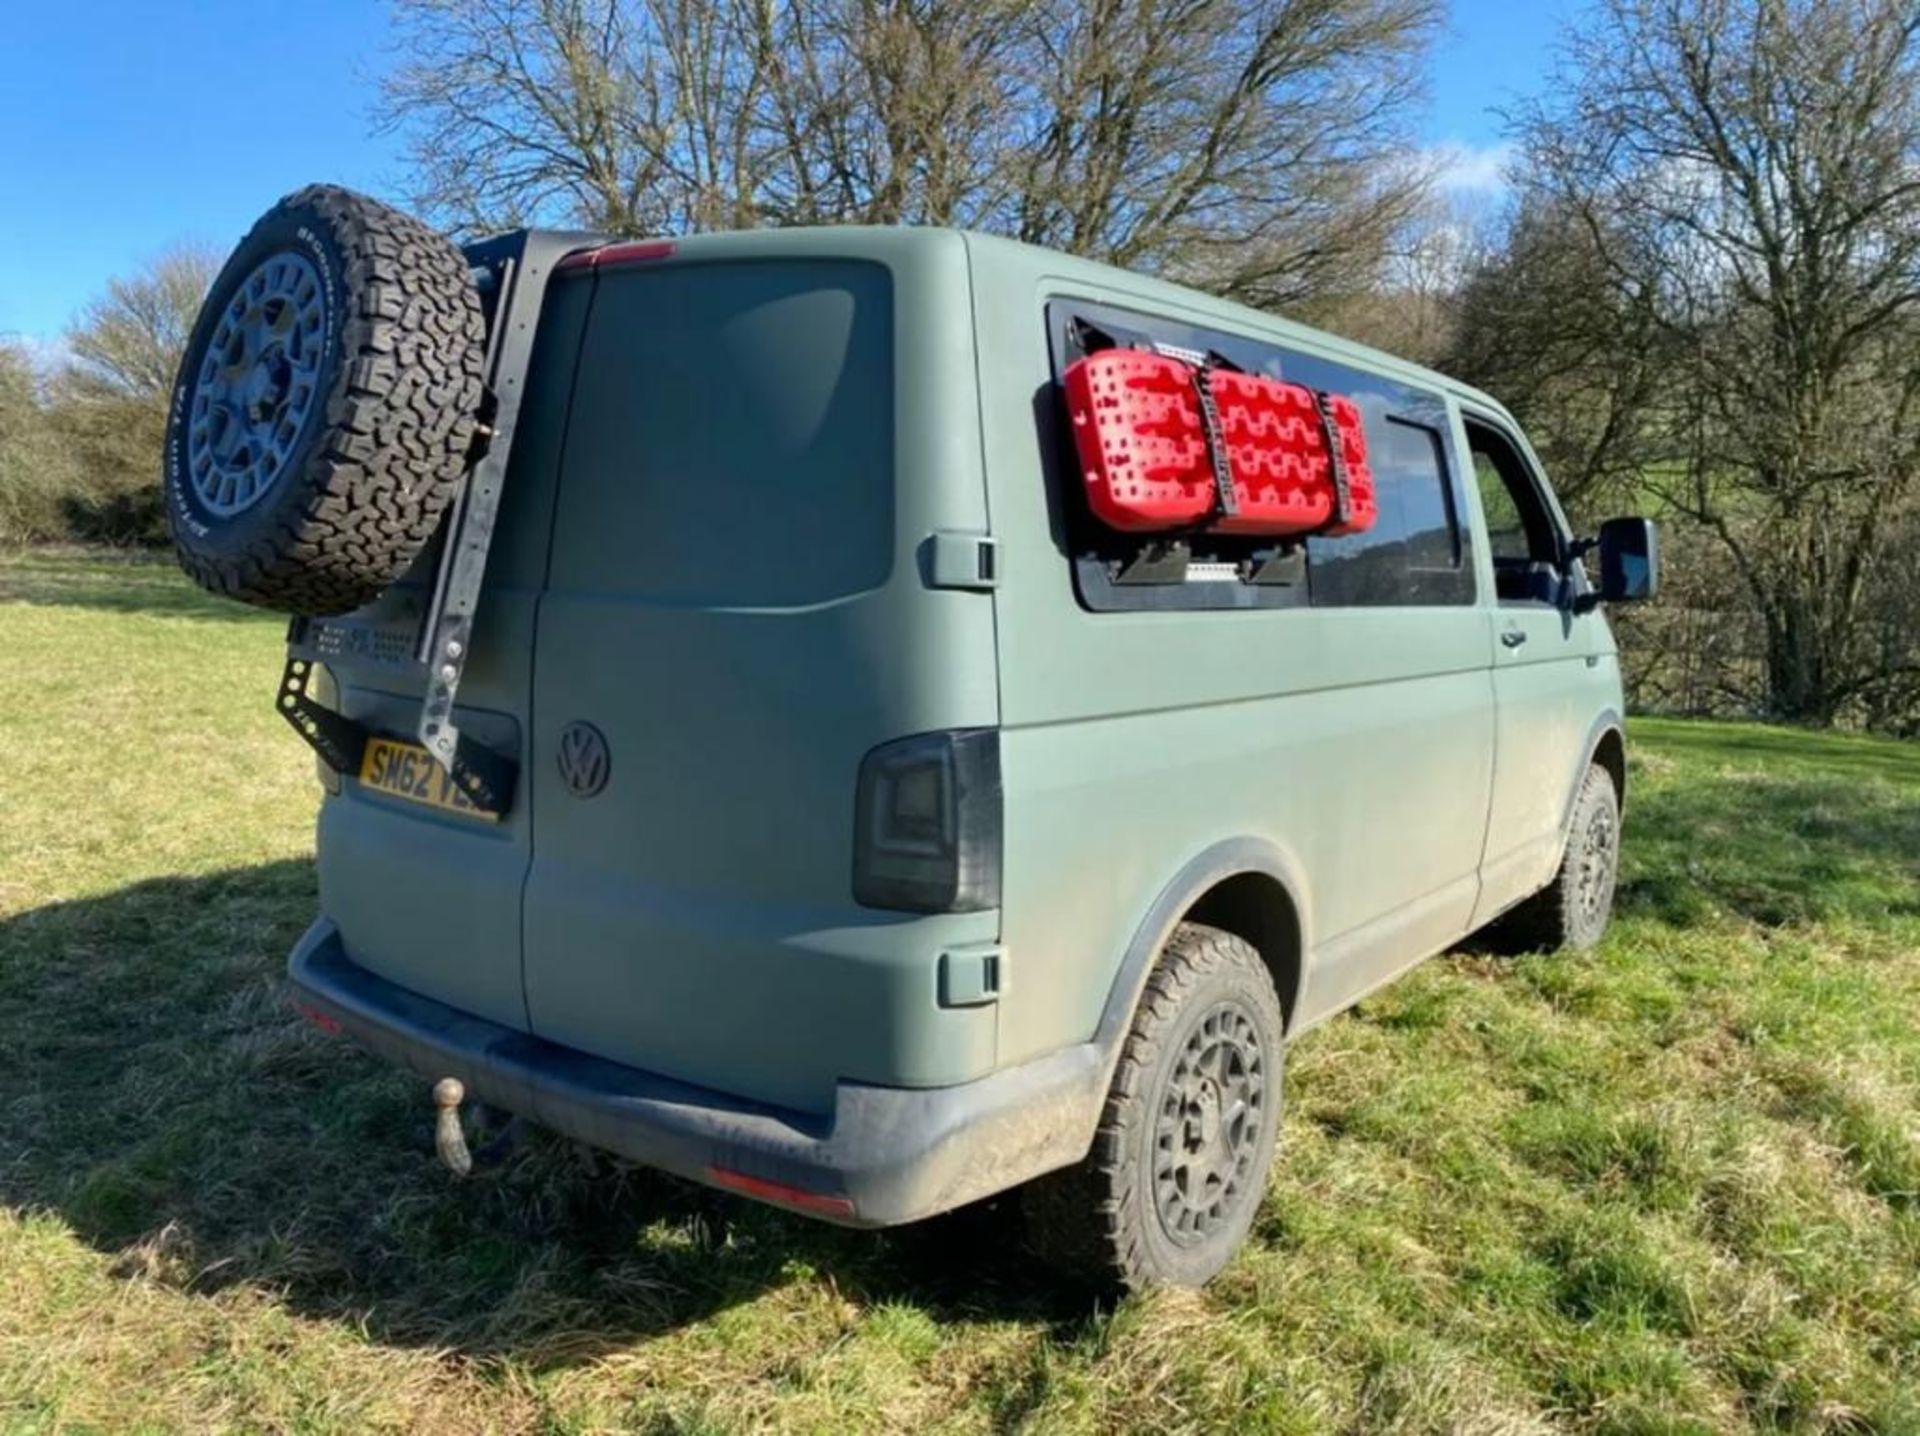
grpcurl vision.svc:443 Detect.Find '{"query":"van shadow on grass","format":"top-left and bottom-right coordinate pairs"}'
top-left (0, 862), bottom-right (1088, 1366)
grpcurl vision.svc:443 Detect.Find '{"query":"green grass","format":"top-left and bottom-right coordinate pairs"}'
top-left (3, 548), bottom-right (1917, 1434)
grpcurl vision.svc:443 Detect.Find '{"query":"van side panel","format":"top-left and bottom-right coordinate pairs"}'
top-left (993, 619), bottom-right (1494, 1056)
top-left (521, 232), bottom-right (1000, 1115)
top-left (966, 237), bottom-right (1497, 1065)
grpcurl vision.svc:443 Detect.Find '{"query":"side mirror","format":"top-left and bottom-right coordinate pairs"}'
top-left (1598, 516), bottom-right (1659, 602)
top-left (1574, 517), bottom-right (1658, 610)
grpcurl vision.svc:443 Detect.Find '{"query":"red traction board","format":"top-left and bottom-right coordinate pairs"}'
top-left (1063, 349), bottom-right (1377, 537)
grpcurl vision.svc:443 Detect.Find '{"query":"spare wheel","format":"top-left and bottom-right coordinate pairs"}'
top-left (163, 184), bottom-right (485, 615)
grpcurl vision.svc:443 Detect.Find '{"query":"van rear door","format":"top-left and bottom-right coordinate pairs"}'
top-left (310, 278), bottom-right (592, 1030)
top-left (522, 237), bottom-right (1001, 1115)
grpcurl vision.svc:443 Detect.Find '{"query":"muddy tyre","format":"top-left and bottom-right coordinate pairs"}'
top-left (1493, 762), bottom-right (1621, 953)
top-left (163, 184), bottom-right (485, 615)
top-left (1022, 923), bottom-right (1284, 1292)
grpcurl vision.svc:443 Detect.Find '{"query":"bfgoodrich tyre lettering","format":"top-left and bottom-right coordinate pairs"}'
top-left (163, 184), bottom-right (485, 615)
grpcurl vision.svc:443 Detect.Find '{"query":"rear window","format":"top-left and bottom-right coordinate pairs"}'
top-left (552, 259), bottom-right (894, 605)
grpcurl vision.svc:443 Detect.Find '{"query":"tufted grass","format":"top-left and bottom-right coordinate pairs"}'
top-left (1, 548), bottom-right (1916, 1434)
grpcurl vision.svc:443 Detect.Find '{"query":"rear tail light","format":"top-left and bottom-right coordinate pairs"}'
top-left (852, 729), bottom-right (1001, 913)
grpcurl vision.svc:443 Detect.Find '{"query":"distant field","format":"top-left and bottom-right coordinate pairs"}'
top-left (2, 548), bottom-right (1915, 1434)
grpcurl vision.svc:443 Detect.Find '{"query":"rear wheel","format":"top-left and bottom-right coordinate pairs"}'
top-left (1022, 922), bottom-right (1284, 1292)
top-left (1494, 762), bottom-right (1621, 952)
top-left (163, 184), bottom-right (485, 615)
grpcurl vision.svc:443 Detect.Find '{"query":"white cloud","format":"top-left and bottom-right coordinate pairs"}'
top-left (0, 331), bottom-right (72, 374)
top-left (1426, 140), bottom-right (1516, 196)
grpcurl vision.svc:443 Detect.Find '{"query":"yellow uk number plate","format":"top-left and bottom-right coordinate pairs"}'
top-left (357, 737), bottom-right (498, 821)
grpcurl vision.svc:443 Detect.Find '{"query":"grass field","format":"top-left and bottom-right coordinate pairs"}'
top-left (1, 548), bottom-right (1916, 1434)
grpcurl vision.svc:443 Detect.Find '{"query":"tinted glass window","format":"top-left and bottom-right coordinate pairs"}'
top-left (1465, 416), bottom-right (1566, 605)
top-left (1308, 416), bottom-right (1467, 607)
top-left (1472, 450), bottom-right (1532, 561)
top-left (1045, 299), bottom-right (1475, 610)
top-left (553, 260), bottom-right (893, 605)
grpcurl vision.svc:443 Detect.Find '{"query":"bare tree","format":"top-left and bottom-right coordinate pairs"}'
top-left (1319, 186), bottom-right (1499, 364)
top-left (1508, 0), bottom-right (1920, 723)
top-left (379, 0), bottom-right (1439, 307)
top-left (46, 246), bottom-right (219, 543)
top-left (0, 344), bottom-right (82, 545)
top-left (63, 245), bottom-right (220, 402)
top-left (1446, 196), bottom-right (1671, 517)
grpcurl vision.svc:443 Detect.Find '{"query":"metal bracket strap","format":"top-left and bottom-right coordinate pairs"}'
top-left (1190, 366), bottom-right (1239, 521)
top-left (277, 655), bottom-right (368, 776)
top-left (1312, 389), bottom-right (1352, 532)
top-left (411, 230), bottom-right (604, 814)
top-left (1111, 539), bottom-right (1192, 586)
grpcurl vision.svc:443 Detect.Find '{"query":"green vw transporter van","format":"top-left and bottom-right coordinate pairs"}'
top-left (165, 187), bottom-right (1658, 1290)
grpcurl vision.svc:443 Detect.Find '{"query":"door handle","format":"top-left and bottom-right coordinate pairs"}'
top-left (1500, 629), bottom-right (1528, 649)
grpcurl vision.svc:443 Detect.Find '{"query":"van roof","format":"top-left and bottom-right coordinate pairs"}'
top-left (954, 229), bottom-right (1515, 423)
top-left (580, 223), bottom-right (1516, 425)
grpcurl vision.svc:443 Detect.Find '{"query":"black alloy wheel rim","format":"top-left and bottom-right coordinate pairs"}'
top-left (1153, 1000), bottom-right (1269, 1246)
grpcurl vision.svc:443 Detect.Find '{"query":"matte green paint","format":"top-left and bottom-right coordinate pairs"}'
top-left (315, 275), bottom-right (596, 1032)
top-left (309, 224), bottom-right (1624, 1121)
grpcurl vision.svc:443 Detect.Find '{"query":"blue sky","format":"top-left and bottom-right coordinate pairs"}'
top-left (0, 0), bottom-right (1572, 349)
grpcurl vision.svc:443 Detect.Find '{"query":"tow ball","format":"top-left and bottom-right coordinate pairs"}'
top-left (432, 1077), bottom-right (525, 1176)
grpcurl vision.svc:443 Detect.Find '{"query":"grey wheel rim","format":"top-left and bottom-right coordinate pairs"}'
top-left (1153, 1000), bottom-right (1268, 1246)
top-left (187, 251), bottom-right (327, 517)
top-left (1576, 800), bottom-right (1619, 928)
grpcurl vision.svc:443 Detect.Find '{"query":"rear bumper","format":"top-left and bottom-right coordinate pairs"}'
top-left (286, 918), bottom-right (1103, 1226)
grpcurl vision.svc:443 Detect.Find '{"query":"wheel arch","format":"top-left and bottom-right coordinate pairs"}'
top-left (1564, 710), bottom-right (1627, 834)
top-left (1591, 723), bottom-right (1627, 812)
top-left (1094, 838), bottom-right (1310, 1054)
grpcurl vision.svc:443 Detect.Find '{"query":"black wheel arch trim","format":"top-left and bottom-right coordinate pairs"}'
top-left (1564, 708), bottom-right (1627, 833)
top-left (1093, 836), bottom-right (1310, 1055)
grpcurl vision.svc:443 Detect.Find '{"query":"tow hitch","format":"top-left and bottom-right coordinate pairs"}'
top-left (431, 1077), bottom-right (525, 1176)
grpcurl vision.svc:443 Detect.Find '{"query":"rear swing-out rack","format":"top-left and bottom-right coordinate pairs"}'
top-left (275, 229), bottom-right (607, 819)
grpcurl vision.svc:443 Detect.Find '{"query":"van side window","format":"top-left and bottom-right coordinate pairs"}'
top-left (1463, 416), bottom-right (1565, 606)
top-left (1044, 299), bottom-right (1477, 613)
top-left (1306, 415), bottom-right (1470, 608)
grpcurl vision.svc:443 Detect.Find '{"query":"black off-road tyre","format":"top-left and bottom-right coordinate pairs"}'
top-left (163, 184), bottom-right (485, 615)
top-left (1493, 762), bottom-right (1621, 953)
top-left (1022, 923), bottom-right (1285, 1292)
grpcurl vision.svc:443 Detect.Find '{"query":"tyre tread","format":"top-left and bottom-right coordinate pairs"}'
top-left (1022, 922), bottom-right (1282, 1291)
top-left (168, 185), bottom-right (485, 614)
top-left (1493, 762), bottom-right (1618, 953)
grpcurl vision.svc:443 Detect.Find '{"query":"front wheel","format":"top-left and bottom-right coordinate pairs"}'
top-left (1021, 922), bottom-right (1284, 1292)
top-left (1495, 762), bottom-right (1621, 953)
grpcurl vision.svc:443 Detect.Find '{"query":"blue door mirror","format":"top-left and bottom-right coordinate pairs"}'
top-left (1572, 517), bottom-right (1658, 612)
top-left (1597, 516), bottom-right (1658, 603)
